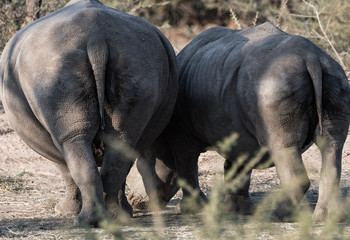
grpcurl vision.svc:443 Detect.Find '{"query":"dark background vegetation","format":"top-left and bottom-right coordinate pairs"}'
top-left (0, 0), bottom-right (349, 73)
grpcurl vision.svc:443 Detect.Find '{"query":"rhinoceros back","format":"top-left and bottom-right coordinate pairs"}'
top-left (175, 22), bottom-right (347, 147)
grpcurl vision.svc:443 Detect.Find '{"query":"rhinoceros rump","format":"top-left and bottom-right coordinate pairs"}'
top-left (132, 23), bottom-right (350, 221)
top-left (0, 0), bottom-right (177, 226)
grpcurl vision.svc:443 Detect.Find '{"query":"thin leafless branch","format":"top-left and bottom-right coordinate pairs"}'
top-left (303, 0), bottom-right (346, 70)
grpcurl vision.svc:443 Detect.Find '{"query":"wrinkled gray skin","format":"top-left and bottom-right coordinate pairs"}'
top-left (132, 23), bottom-right (350, 221)
top-left (0, 0), bottom-right (177, 226)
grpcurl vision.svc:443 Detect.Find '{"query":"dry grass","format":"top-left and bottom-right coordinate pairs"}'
top-left (0, 171), bottom-right (27, 193)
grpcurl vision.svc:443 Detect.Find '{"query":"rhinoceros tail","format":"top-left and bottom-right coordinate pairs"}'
top-left (87, 40), bottom-right (108, 131)
top-left (306, 55), bottom-right (323, 135)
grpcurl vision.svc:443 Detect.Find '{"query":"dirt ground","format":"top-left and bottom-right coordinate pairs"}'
top-left (0, 28), bottom-right (350, 238)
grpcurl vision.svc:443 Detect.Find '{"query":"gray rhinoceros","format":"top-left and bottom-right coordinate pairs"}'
top-left (0, 0), bottom-right (177, 226)
top-left (130, 22), bottom-right (350, 221)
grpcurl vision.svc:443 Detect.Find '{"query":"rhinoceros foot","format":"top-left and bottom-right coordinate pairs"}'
top-left (271, 202), bottom-right (296, 222)
top-left (55, 197), bottom-right (81, 217)
top-left (180, 190), bottom-right (208, 214)
top-left (73, 204), bottom-right (108, 228)
top-left (127, 191), bottom-right (149, 210)
top-left (104, 193), bottom-right (133, 222)
top-left (312, 206), bottom-right (327, 222)
top-left (313, 204), bottom-right (344, 223)
top-left (223, 194), bottom-right (253, 215)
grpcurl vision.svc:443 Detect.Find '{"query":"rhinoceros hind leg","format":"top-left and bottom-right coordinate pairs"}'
top-left (54, 163), bottom-right (82, 216)
top-left (166, 129), bottom-right (207, 214)
top-left (313, 135), bottom-right (347, 222)
top-left (119, 181), bottom-right (133, 216)
top-left (223, 160), bottom-right (253, 215)
top-left (100, 139), bottom-right (134, 220)
top-left (271, 147), bottom-right (310, 221)
top-left (62, 136), bottom-right (106, 227)
top-left (129, 138), bottom-right (179, 211)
